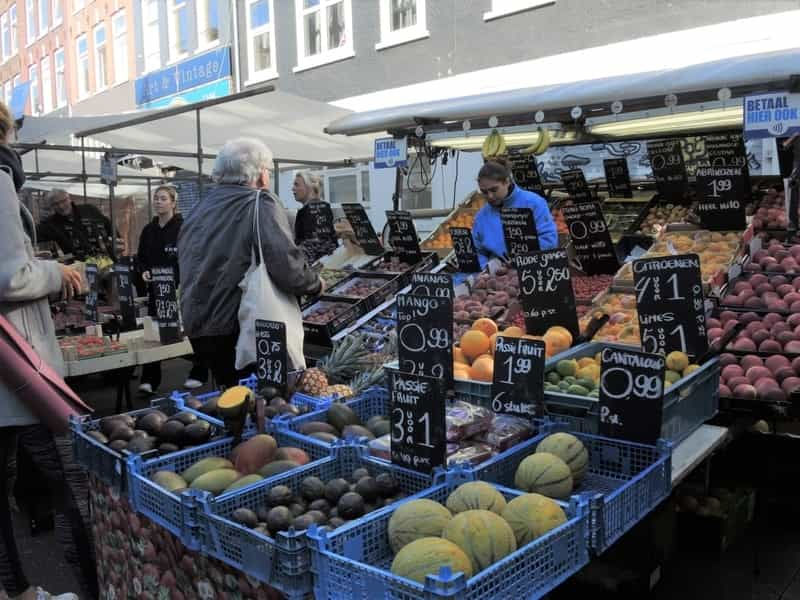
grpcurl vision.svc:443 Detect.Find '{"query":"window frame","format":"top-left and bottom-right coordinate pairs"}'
top-left (167, 0), bottom-right (190, 63)
top-left (141, 0), bottom-right (161, 73)
top-left (54, 47), bottom-right (66, 107)
top-left (38, 0), bottom-right (49, 37)
top-left (9, 6), bottom-right (17, 54)
top-left (307, 164), bottom-right (371, 208)
top-left (28, 63), bottom-right (39, 115)
top-left (245, 0), bottom-right (277, 85)
top-left (111, 10), bottom-right (128, 84)
top-left (40, 55), bottom-right (52, 113)
top-left (73, 0), bottom-right (85, 13)
top-left (75, 33), bottom-right (89, 99)
top-left (293, 0), bottom-right (354, 73)
top-left (197, 0), bottom-right (221, 51)
top-left (25, 0), bottom-right (35, 47)
top-left (93, 22), bottom-right (107, 92)
top-left (1, 13), bottom-right (9, 62)
top-left (3, 80), bottom-right (11, 107)
top-left (483, 0), bottom-right (555, 21)
top-left (52, 0), bottom-right (63, 27)
top-left (376, 0), bottom-right (428, 51)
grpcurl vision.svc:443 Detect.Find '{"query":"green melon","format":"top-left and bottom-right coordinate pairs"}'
top-left (514, 453), bottom-right (573, 500)
top-left (390, 537), bottom-right (473, 584)
top-left (536, 433), bottom-right (588, 482)
top-left (442, 509), bottom-right (517, 573)
top-left (387, 499), bottom-right (453, 553)
top-left (501, 493), bottom-right (568, 546)
top-left (445, 481), bottom-right (507, 516)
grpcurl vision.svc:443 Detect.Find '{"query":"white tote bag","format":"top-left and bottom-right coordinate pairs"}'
top-left (235, 191), bottom-right (306, 371)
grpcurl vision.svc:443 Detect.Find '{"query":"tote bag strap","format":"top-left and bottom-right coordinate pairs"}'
top-left (252, 190), bottom-right (268, 267)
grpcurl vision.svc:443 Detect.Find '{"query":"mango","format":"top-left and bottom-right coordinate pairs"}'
top-left (151, 471), bottom-right (188, 493)
top-left (567, 384), bottom-right (590, 396)
top-left (555, 360), bottom-right (578, 377)
top-left (223, 474), bottom-right (263, 494)
top-left (190, 469), bottom-right (242, 495)
top-left (181, 457), bottom-right (234, 485)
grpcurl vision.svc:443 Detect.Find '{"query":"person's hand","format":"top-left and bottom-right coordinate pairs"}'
top-left (142, 270), bottom-right (152, 282)
top-left (318, 276), bottom-right (326, 294)
top-left (59, 265), bottom-right (82, 300)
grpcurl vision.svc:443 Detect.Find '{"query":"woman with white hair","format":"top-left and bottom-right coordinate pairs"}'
top-left (178, 138), bottom-right (322, 387)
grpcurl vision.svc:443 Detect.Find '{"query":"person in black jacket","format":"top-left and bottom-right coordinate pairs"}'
top-left (37, 189), bottom-right (113, 259)
top-left (137, 185), bottom-right (207, 394)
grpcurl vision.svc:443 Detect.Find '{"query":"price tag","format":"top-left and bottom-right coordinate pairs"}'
top-left (387, 368), bottom-right (446, 474)
top-left (491, 336), bottom-right (545, 419)
top-left (633, 253), bottom-right (708, 360)
top-left (410, 273), bottom-right (453, 299)
top-left (647, 139), bottom-right (688, 201)
top-left (705, 133), bottom-right (749, 170)
top-left (695, 166), bottom-right (747, 231)
top-left (85, 263), bottom-right (99, 323)
top-left (603, 158), bottom-right (633, 198)
top-left (508, 151), bottom-right (545, 195)
top-left (255, 320), bottom-right (287, 396)
top-left (114, 258), bottom-right (137, 330)
top-left (501, 207), bottom-right (539, 258)
top-left (386, 210), bottom-right (423, 264)
top-left (450, 227), bottom-right (481, 273)
top-left (513, 249), bottom-right (580, 340)
top-left (342, 203), bottom-right (383, 256)
top-left (396, 293), bottom-right (453, 388)
top-left (562, 202), bottom-right (619, 275)
top-left (151, 266), bottom-right (181, 345)
top-left (560, 169), bottom-right (592, 203)
top-left (598, 346), bottom-right (665, 445)
top-left (303, 201), bottom-right (338, 260)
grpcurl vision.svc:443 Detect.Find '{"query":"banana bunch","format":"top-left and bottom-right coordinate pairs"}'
top-left (521, 128), bottom-right (551, 155)
top-left (481, 129), bottom-right (507, 159)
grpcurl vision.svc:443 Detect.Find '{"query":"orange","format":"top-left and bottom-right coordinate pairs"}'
top-left (460, 330), bottom-right (491, 362)
top-left (453, 346), bottom-right (469, 365)
top-left (454, 363), bottom-right (471, 380)
top-left (543, 328), bottom-right (571, 358)
top-left (546, 326), bottom-right (573, 347)
top-left (474, 353), bottom-right (493, 363)
top-left (489, 333), bottom-right (498, 356)
top-left (471, 318), bottom-right (499, 338)
top-left (502, 326), bottom-right (524, 338)
top-left (469, 356), bottom-right (494, 382)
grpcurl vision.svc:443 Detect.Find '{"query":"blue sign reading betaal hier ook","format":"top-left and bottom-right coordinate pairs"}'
top-left (374, 137), bottom-right (408, 169)
top-left (744, 92), bottom-right (800, 139)
top-left (135, 47), bottom-right (231, 106)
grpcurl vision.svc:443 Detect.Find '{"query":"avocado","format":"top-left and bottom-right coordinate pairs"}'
top-left (375, 473), bottom-right (398, 497)
top-left (108, 439), bottom-right (129, 452)
top-left (366, 418), bottom-right (390, 438)
top-left (158, 420), bottom-right (185, 444)
top-left (136, 411), bottom-right (168, 436)
top-left (337, 492), bottom-right (365, 520)
top-left (267, 485), bottom-right (294, 507)
top-left (309, 498), bottom-right (331, 515)
top-left (350, 468), bottom-right (370, 483)
top-left (261, 386), bottom-right (280, 400)
top-left (199, 396), bottom-right (218, 416)
top-left (308, 432), bottom-right (339, 444)
top-left (291, 514), bottom-right (315, 531)
top-left (183, 421), bottom-right (212, 444)
top-left (354, 477), bottom-right (379, 502)
top-left (328, 517), bottom-right (345, 529)
top-left (168, 411), bottom-right (198, 426)
top-left (306, 510), bottom-right (327, 525)
top-left (266, 506), bottom-right (292, 533)
top-left (324, 478), bottom-right (351, 504)
top-left (100, 415), bottom-right (134, 437)
top-left (257, 460), bottom-right (300, 478)
top-left (269, 396), bottom-right (287, 409)
top-left (298, 421), bottom-right (337, 436)
top-left (300, 477), bottom-right (326, 501)
top-left (184, 397), bottom-right (204, 410)
top-left (125, 436), bottom-right (157, 454)
top-left (288, 502), bottom-right (306, 517)
top-left (342, 425), bottom-right (375, 441)
top-left (231, 508), bottom-right (259, 529)
top-left (87, 431), bottom-right (109, 444)
top-left (109, 425), bottom-right (134, 442)
top-left (158, 443), bottom-right (180, 455)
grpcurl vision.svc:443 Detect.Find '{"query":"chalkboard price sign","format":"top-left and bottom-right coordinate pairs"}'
top-left (603, 158), bottom-right (633, 198)
top-left (560, 169), bottom-right (592, 203)
top-left (255, 319), bottom-right (288, 395)
top-left (561, 201), bottom-right (619, 275)
top-left (303, 201), bottom-right (338, 261)
top-left (410, 272), bottom-right (453, 299)
top-left (114, 258), bottom-right (137, 330)
top-left (633, 253), bottom-right (708, 360)
top-left (647, 139), bottom-right (688, 201)
top-left (513, 249), bottom-right (580, 340)
top-left (491, 336), bottom-right (545, 419)
top-left (695, 166), bottom-right (747, 231)
top-left (396, 293), bottom-right (453, 388)
top-left (85, 263), bottom-right (99, 323)
top-left (342, 203), bottom-right (384, 256)
top-left (387, 367), bottom-right (447, 474)
top-left (508, 151), bottom-right (545, 195)
top-left (450, 227), bottom-right (481, 273)
top-left (151, 266), bottom-right (181, 345)
top-left (598, 346), bottom-right (665, 445)
top-left (705, 133), bottom-right (749, 170)
top-left (386, 210), bottom-right (423, 264)
top-left (501, 207), bottom-right (539, 258)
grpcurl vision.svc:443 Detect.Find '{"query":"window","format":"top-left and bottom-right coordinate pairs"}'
top-left (112, 11), bottom-right (127, 83)
top-left (245, 0), bottom-right (276, 82)
top-left (53, 1), bottom-right (62, 26)
top-left (41, 55), bottom-right (52, 113)
top-left (197, 0), bottom-right (219, 48)
top-left (168, 0), bottom-right (190, 61)
top-left (93, 23), bottom-right (107, 90)
top-left (483, 0), bottom-right (555, 21)
top-left (377, 0), bottom-right (428, 50)
top-left (73, 0), bottom-right (85, 12)
top-left (294, 0), bottom-right (353, 72)
top-left (404, 161), bottom-right (431, 209)
top-left (54, 47), bottom-right (66, 107)
top-left (3, 81), bottom-right (11, 106)
top-left (1, 13), bottom-right (9, 61)
top-left (76, 34), bottom-right (89, 98)
top-left (38, 0), bottom-right (49, 35)
top-left (142, 0), bottom-right (160, 72)
top-left (9, 6), bottom-right (17, 53)
top-left (25, 0), bottom-right (35, 45)
top-left (312, 165), bottom-right (371, 207)
top-left (28, 63), bottom-right (39, 115)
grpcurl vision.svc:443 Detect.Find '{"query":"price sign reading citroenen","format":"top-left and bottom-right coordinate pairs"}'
top-left (396, 293), bottom-right (453, 388)
top-left (255, 319), bottom-right (287, 395)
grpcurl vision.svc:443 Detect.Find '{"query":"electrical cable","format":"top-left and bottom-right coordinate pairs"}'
top-left (452, 149), bottom-right (460, 209)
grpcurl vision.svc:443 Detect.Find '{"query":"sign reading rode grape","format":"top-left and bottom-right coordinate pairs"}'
top-left (151, 266), bottom-right (181, 345)
top-left (603, 158), bottom-right (633, 198)
top-left (633, 253), bottom-right (708, 360)
top-left (386, 210), bottom-right (422, 264)
top-left (491, 336), bottom-right (545, 419)
top-left (598, 346), bottom-right (665, 445)
top-left (387, 367), bottom-right (446, 474)
top-left (410, 272), bottom-right (453, 299)
top-left (647, 139), bottom-right (688, 200)
top-left (695, 165), bottom-right (747, 231)
top-left (342, 203), bottom-right (384, 256)
top-left (508, 151), bottom-right (545, 195)
top-left (450, 227), bottom-right (481, 272)
top-left (396, 293), bottom-right (453, 388)
top-left (501, 207), bottom-right (539, 258)
top-left (562, 202), bottom-right (619, 275)
top-left (85, 263), bottom-right (99, 323)
top-left (255, 319), bottom-right (287, 396)
top-left (513, 249), bottom-right (580, 340)
top-left (114, 258), bottom-right (137, 330)
top-left (560, 168), bottom-right (592, 203)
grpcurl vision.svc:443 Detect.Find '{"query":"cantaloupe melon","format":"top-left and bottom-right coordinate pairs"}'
top-left (501, 493), bottom-right (567, 546)
top-left (536, 433), bottom-right (588, 482)
top-left (514, 453), bottom-right (573, 500)
top-left (445, 481), bottom-right (507, 515)
top-left (387, 499), bottom-right (453, 553)
top-left (442, 509), bottom-right (517, 573)
top-left (390, 537), bottom-right (473, 584)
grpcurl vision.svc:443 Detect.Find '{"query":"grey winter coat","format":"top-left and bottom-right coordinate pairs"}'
top-left (0, 172), bottom-right (64, 427)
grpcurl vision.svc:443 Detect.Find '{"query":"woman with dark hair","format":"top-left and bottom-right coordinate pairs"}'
top-left (471, 159), bottom-right (558, 266)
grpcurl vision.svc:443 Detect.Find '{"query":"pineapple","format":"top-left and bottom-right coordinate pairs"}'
top-left (296, 335), bottom-right (372, 397)
top-left (324, 383), bottom-right (354, 399)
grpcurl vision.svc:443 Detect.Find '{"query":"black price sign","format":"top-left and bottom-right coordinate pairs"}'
top-left (396, 293), bottom-right (453, 388)
top-left (513, 249), bottom-right (580, 340)
top-left (151, 266), bottom-right (181, 345)
top-left (633, 253), bottom-right (708, 360)
top-left (85, 263), bottom-right (99, 323)
top-left (386, 210), bottom-right (423, 264)
top-left (705, 133), bottom-right (749, 170)
top-left (304, 202), bottom-right (338, 260)
top-left (410, 273), bottom-right (453, 299)
top-left (388, 368), bottom-right (446, 474)
top-left (598, 347), bottom-right (665, 445)
top-left (509, 151), bottom-right (545, 195)
top-left (342, 203), bottom-right (383, 256)
top-left (491, 336), bottom-right (545, 419)
top-left (114, 258), bottom-right (137, 330)
top-left (603, 158), bottom-right (633, 198)
top-left (695, 166), bottom-right (747, 231)
top-left (562, 202), bottom-right (619, 275)
top-left (450, 227), bottom-right (481, 273)
top-left (501, 207), bottom-right (539, 258)
top-left (647, 139), bottom-right (688, 201)
top-left (560, 169), bottom-right (592, 203)
top-left (255, 320), bottom-right (287, 396)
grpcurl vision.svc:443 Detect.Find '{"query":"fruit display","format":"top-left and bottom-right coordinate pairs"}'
top-left (751, 190), bottom-right (788, 230)
top-left (481, 129), bottom-right (508, 159)
top-left (329, 276), bottom-right (391, 299)
top-left (578, 292), bottom-right (639, 345)
top-left (294, 401), bottom-right (389, 444)
top-left (295, 335), bottom-right (387, 399)
top-left (637, 203), bottom-right (692, 236)
top-left (511, 432), bottom-right (589, 500)
top-left (454, 266), bottom-right (519, 322)
top-left (363, 256), bottom-right (414, 274)
top-left (319, 268), bottom-right (351, 289)
top-left (743, 242), bottom-right (800, 274)
top-left (59, 334), bottom-right (127, 360)
top-left (717, 352), bottom-right (800, 402)
top-left (571, 274), bottom-right (614, 303)
top-left (719, 273), bottom-right (800, 311)
top-left (303, 300), bottom-right (355, 324)
top-left (710, 310), bottom-right (800, 355)
top-left (602, 202), bottom-right (643, 239)
top-left (422, 209), bottom-right (477, 250)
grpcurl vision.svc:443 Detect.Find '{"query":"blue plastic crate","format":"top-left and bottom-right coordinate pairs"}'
top-left (308, 477), bottom-right (589, 600)
top-left (127, 430), bottom-right (331, 548)
top-left (198, 443), bottom-right (434, 598)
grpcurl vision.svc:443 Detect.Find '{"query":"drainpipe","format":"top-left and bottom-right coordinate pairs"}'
top-left (231, 0), bottom-right (241, 93)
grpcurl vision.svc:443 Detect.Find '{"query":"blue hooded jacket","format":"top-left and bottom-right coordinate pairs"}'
top-left (471, 184), bottom-right (558, 267)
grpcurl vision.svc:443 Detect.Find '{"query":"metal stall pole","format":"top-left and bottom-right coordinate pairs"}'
top-left (80, 137), bottom-right (88, 203)
top-left (196, 109), bottom-right (203, 201)
top-left (109, 180), bottom-right (116, 261)
top-left (147, 178), bottom-right (153, 220)
top-left (274, 159), bottom-right (280, 194)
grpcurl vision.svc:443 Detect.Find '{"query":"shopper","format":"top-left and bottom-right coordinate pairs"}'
top-left (178, 138), bottom-right (323, 387)
top-left (472, 159), bottom-right (558, 267)
top-left (136, 185), bottom-right (208, 394)
top-left (0, 101), bottom-right (97, 600)
top-left (292, 171), bottom-right (322, 244)
top-left (37, 189), bottom-right (114, 259)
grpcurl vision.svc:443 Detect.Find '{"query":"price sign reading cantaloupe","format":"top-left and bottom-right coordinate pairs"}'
top-left (491, 336), bottom-right (545, 419)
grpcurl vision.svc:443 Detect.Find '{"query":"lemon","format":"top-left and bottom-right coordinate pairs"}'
top-left (665, 351), bottom-right (689, 373)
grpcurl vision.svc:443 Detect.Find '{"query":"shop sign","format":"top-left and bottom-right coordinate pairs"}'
top-left (135, 47), bottom-right (231, 106)
top-left (744, 92), bottom-right (800, 139)
top-left (374, 137), bottom-right (408, 169)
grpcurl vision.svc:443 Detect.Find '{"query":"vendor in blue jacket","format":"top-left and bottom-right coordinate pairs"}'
top-left (472, 159), bottom-right (558, 267)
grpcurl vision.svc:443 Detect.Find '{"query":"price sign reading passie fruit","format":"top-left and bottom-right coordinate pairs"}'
top-left (633, 253), bottom-right (708, 360)
top-left (514, 249), bottom-right (580, 340)
top-left (695, 166), bottom-right (747, 231)
top-left (396, 293), bottom-right (453, 389)
top-left (598, 346), bottom-right (665, 444)
top-left (562, 202), bottom-right (619, 276)
top-left (410, 272), bottom-right (453, 299)
top-left (501, 207), bottom-right (539, 258)
top-left (450, 227), bottom-right (481, 272)
top-left (151, 266), bottom-right (181, 344)
top-left (114, 258), bottom-right (137, 330)
top-left (491, 336), bottom-right (545, 419)
top-left (387, 367), bottom-right (447, 474)
top-left (386, 210), bottom-right (423, 265)
top-left (85, 263), bottom-right (99, 323)
top-left (647, 139), bottom-right (688, 201)
top-left (560, 169), bottom-right (592, 203)
top-left (342, 203), bottom-right (384, 256)
top-left (603, 158), bottom-right (633, 198)
top-left (255, 319), bottom-right (287, 396)
top-left (509, 151), bottom-right (545, 196)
